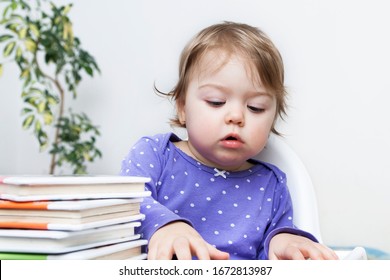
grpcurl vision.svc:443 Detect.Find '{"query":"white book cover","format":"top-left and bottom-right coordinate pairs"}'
top-left (0, 213), bottom-right (145, 231)
top-left (0, 175), bottom-right (151, 201)
top-left (0, 175), bottom-right (150, 185)
top-left (0, 198), bottom-right (144, 210)
top-left (50, 239), bottom-right (148, 260)
top-left (0, 239), bottom-right (148, 260)
top-left (0, 191), bottom-right (151, 202)
top-left (0, 222), bottom-right (142, 253)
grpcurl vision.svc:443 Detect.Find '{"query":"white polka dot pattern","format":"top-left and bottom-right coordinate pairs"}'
top-left (120, 133), bottom-right (313, 260)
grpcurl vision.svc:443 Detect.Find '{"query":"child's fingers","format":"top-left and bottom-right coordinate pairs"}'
top-left (269, 233), bottom-right (339, 260)
top-left (173, 236), bottom-right (197, 260)
top-left (287, 242), bottom-right (339, 260)
top-left (146, 221), bottom-right (229, 260)
top-left (309, 243), bottom-right (339, 260)
top-left (207, 244), bottom-right (230, 260)
top-left (174, 236), bottom-right (226, 260)
top-left (147, 242), bottom-right (174, 260)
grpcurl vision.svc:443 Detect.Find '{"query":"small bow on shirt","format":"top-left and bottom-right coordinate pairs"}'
top-left (213, 168), bottom-right (227, 179)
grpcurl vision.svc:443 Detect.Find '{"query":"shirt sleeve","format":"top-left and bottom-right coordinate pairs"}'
top-left (257, 165), bottom-right (318, 260)
top-left (120, 134), bottom-right (193, 243)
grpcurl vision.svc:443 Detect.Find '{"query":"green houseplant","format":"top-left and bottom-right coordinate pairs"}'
top-left (0, 0), bottom-right (102, 174)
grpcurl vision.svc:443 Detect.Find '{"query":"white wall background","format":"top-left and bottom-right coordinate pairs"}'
top-left (1, 0), bottom-right (389, 254)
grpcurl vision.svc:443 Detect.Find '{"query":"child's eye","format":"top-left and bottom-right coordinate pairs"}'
top-left (206, 100), bottom-right (225, 107)
top-left (247, 105), bottom-right (265, 113)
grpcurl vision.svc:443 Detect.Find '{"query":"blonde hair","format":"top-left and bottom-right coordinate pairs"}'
top-left (157, 21), bottom-right (287, 135)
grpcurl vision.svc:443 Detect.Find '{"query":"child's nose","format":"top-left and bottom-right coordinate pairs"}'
top-left (225, 105), bottom-right (245, 126)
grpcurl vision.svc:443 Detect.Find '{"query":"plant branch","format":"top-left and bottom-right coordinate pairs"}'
top-left (49, 78), bottom-right (65, 174)
top-left (33, 51), bottom-right (65, 174)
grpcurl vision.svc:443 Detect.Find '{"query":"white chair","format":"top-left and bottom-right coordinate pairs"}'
top-left (254, 133), bottom-right (323, 242)
top-left (254, 134), bottom-right (367, 259)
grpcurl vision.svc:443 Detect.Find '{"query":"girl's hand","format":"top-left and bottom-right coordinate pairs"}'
top-left (269, 233), bottom-right (339, 260)
top-left (147, 221), bottom-right (230, 260)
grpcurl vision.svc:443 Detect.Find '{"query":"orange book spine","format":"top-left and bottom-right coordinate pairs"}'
top-left (0, 221), bottom-right (48, 230)
top-left (0, 200), bottom-right (50, 210)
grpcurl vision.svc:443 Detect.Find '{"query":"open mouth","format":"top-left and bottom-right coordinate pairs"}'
top-left (221, 134), bottom-right (243, 148)
top-left (222, 134), bottom-right (243, 143)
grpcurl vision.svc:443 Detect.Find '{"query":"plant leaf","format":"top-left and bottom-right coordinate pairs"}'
top-left (0, 34), bottom-right (13, 42)
top-left (20, 68), bottom-right (30, 79)
top-left (28, 23), bottom-right (40, 37)
top-left (21, 107), bottom-right (33, 115)
top-left (37, 101), bottom-right (45, 113)
top-left (18, 27), bottom-right (27, 39)
top-left (3, 41), bottom-right (16, 57)
top-left (15, 46), bottom-right (22, 59)
top-left (43, 112), bottom-right (53, 125)
top-left (24, 38), bottom-right (36, 52)
top-left (34, 119), bottom-right (42, 132)
top-left (63, 4), bottom-right (73, 15)
top-left (22, 114), bottom-right (34, 129)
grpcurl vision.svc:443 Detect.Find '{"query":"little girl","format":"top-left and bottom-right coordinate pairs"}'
top-left (120, 21), bottom-right (337, 260)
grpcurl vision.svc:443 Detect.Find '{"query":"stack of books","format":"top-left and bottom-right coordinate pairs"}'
top-left (0, 175), bottom-right (150, 260)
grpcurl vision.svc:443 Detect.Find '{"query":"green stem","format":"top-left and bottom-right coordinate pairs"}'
top-left (33, 56), bottom-right (64, 175)
top-left (48, 78), bottom-right (64, 175)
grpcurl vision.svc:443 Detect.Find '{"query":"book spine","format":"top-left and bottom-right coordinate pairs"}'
top-left (0, 252), bottom-right (48, 260)
top-left (0, 200), bottom-right (50, 210)
top-left (0, 221), bottom-right (48, 230)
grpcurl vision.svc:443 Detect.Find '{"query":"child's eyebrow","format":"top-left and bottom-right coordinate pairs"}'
top-left (198, 83), bottom-right (272, 98)
top-left (198, 83), bottom-right (227, 92)
top-left (248, 91), bottom-right (274, 99)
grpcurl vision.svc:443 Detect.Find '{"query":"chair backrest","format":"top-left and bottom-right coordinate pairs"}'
top-left (253, 134), bottom-right (323, 242)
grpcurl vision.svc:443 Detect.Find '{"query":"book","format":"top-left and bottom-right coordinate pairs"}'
top-left (0, 222), bottom-right (142, 254)
top-left (0, 239), bottom-right (148, 260)
top-left (0, 198), bottom-right (144, 230)
top-left (0, 198), bottom-right (143, 217)
top-left (0, 175), bottom-right (151, 201)
top-left (0, 175), bottom-right (150, 257)
top-left (0, 213), bottom-right (145, 231)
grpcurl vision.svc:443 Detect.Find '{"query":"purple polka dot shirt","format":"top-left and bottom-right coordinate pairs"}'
top-left (120, 133), bottom-right (316, 259)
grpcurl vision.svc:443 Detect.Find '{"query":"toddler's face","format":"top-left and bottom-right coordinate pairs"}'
top-left (178, 51), bottom-right (277, 171)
